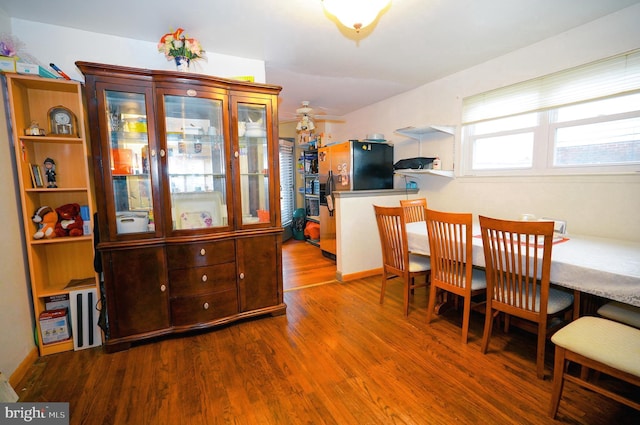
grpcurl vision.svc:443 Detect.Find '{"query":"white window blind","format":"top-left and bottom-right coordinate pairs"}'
top-left (279, 139), bottom-right (295, 226)
top-left (462, 49), bottom-right (640, 124)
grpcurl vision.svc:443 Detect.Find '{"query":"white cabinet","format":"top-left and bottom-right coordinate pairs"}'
top-left (394, 125), bottom-right (455, 178)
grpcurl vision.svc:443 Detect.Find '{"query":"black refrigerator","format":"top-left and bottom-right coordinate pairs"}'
top-left (318, 141), bottom-right (394, 258)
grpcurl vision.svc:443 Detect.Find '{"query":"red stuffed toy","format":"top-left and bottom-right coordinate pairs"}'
top-left (54, 203), bottom-right (84, 237)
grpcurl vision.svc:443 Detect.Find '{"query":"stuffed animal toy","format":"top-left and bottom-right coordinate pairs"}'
top-left (54, 203), bottom-right (84, 237)
top-left (32, 206), bottom-right (58, 239)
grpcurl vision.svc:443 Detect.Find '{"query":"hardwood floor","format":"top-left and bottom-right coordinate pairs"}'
top-left (282, 239), bottom-right (337, 290)
top-left (14, 241), bottom-right (638, 424)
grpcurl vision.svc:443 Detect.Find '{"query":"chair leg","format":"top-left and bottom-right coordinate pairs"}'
top-left (426, 284), bottom-right (438, 324)
top-left (481, 304), bottom-right (494, 354)
top-left (572, 290), bottom-right (581, 320)
top-left (380, 271), bottom-right (388, 305)
top-left (549, 346), bottom-right (566, 418)
top-left (461, 295), bottom-right (472, 344)
top-left (580, 365), bottom-right (589, 381)
top-left (536, 321), bottom-right (547, 379)
top-left (403, 278), bottom-right (410, 317)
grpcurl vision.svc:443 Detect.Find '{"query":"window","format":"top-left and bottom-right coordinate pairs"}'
top-left (462, 50), bottom-right (640, 175)
top-left (279, 139), bottom-right (295, 226)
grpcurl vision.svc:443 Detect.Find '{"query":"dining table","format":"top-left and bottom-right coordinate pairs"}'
top-left (406, 221), bottom-right (640, 309)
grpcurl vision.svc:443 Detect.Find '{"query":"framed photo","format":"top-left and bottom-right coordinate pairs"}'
top-left (29, 164), bottom-right (44, 188)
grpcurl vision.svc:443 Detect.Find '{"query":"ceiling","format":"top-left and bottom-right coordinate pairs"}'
top-left (2, 0), bottom-right (639, 122)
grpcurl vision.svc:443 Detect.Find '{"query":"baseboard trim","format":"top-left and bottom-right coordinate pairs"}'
top-left (338, 268), bottom-right (382, 282)
top-left (9, 348), bottom-right (38, 389)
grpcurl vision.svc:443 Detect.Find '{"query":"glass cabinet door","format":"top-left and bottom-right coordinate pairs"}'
top-left (236, 101), bottom-right (271, 226)
top-left (103, 89), bottom-right (156, 237)
top-left (161, 93), bottom-right (229, 231)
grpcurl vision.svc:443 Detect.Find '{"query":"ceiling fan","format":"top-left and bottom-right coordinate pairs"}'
top-left (282, 101), bottom-right (345, 126)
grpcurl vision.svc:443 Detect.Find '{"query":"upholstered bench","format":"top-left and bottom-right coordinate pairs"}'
top-left (549, 316), bottom-right (640, 418)
top-left (597, 301), bottom-right (640, 329)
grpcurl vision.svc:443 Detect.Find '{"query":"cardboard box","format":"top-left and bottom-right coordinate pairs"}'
top-left (16, 63), bottom-right (59, 79)
top-left (0, 56), bottom-right (17, 73)
top-left (16, 62), bottom-right (38, 75)
top-left (44, 294), bottom-right (70, 311)
top-left (80, 205), bottom-right (92, 235)
top-left (39, 308), bottom-right (71, 344)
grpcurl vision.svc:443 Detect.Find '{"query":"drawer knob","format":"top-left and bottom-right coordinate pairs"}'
top-left (200, 248), bottom-right (206, 256)
top-left (160, 284), bottom-right (166, 292)
top-left (203, 302), bottom-right (210, 310)
top-left (201, 274), bottom-right (208, 282)
top-left (239, 272), bottom-right (245, 280)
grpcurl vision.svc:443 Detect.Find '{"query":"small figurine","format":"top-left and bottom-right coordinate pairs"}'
top-left (44, 157), bottom-right (57, 188)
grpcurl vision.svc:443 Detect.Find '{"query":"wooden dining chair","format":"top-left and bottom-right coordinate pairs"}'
top-left (400, 198), bottom-right (427, 223)
top-left (425, 209), bottom-right (486, 343)
top-left (548, 316), bottom-right (640, 418)
top-left (479, 215), bottom-right (574, 379)
top-left (374, 205), bottom-right (431, 317)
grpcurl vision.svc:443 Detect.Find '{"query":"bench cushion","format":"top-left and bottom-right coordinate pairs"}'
top-left (597, 301), bottom-right (640, 329)
top-left (551, 316), bottom-right (640, 377)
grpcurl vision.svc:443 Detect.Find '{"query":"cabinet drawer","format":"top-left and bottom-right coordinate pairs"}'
top-left (167, 240), bottom-right (235, 269)
top-left (171, 290), bottom-right (238, 326)
top-left (169, 263), bottom-right (236, 297)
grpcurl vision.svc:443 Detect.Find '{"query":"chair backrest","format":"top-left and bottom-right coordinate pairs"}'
top-left (374, 205), bottom-right (410, 274)
top-left (400, 198), bottom-right (427, 223)
top-left (479, 215), bottom-right (554, 318)
top-left (425, 209), bottom-right (473, 290)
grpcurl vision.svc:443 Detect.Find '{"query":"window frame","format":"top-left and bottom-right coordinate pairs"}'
top-left (460, 50), bottom-right (640, 177)
top-left (279, 138), bottom-right (295, 227)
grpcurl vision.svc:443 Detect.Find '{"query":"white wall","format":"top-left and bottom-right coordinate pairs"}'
top-left (333, 4), bottom-right (640, 253)
top-left (10, 19), bottom-right (266, 83)
top-left (0, 10), bottom-right (37, 381)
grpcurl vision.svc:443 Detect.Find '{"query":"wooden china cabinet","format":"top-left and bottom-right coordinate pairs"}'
top-left (77, 62), bottom-right (286, 351)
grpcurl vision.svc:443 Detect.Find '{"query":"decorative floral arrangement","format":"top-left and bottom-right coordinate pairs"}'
top-left (0, 33), bottom-right (21, 57)
top-left (157, 28), bottom-right (205, 62)
top-left (0, 40), bottom-right (16, 57)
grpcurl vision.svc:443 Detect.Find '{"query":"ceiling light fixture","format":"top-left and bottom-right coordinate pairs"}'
top-left (296, 101), bottom-right (316, 132)
top-left (322, 0), bottom-right (391, 32)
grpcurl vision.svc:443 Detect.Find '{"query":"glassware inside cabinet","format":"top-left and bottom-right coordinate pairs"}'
top-left (163, 94), bottom-right (227, 230)
top-left (238, 103), bottom-right (269, 225)
top-left (105, 90), bottom-right (154, 234)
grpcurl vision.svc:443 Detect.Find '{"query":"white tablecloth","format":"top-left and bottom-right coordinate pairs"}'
top-left (406, 221), bottom-right (640, 307)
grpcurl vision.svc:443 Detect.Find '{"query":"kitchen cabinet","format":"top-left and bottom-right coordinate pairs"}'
top-left (103, 245), bottom-right (169, 339)
top-left (3, 73), bottom-right (99, 355)
top-left (237, 234), bottom-right (282, 311)
top-left (394, 125), bottom-right (456, 178)
top-left (77, 62), bottom-right (286, 351)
